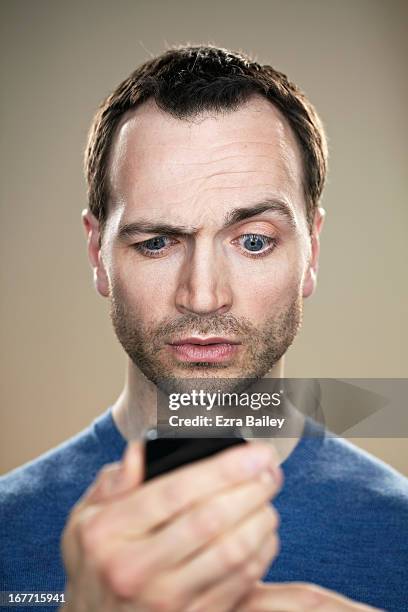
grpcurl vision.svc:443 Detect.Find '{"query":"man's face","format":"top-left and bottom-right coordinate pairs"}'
top-left (86, 96), bottom-right (322, 395)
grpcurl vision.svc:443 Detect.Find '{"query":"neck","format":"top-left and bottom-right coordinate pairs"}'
top-left (111, 356), bottom-right (305, 466)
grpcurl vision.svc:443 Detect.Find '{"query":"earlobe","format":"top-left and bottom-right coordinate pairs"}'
top-left (302, 266), bottom-right (317, 298)
top-left (82, 208), bottom-right (110, 298)
top-left (93, 253), bottom-right (110, 298)
top-left (302, 206), bottom-right (325, 299)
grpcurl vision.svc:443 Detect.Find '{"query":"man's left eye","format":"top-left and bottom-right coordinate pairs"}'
top-left (238, 233), bottom-right (277, 254)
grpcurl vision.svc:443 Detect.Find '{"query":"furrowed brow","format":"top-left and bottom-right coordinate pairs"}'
top-left (223, 200), bottom-right (297, 229)
top-left (117, 199), bottom-right (296, 242)
top-left (117, 221), bottom-right (197, 241)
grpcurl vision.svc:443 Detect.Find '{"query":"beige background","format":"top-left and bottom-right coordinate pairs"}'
top-left (1, 0), bottom-right (407, 474)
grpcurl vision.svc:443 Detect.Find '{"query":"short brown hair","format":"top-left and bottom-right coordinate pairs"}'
top-left (85, 44), bottom-right (328, 241)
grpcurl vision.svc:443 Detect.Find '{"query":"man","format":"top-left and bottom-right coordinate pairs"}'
top-left (1, 44), bottom-right (407, 611)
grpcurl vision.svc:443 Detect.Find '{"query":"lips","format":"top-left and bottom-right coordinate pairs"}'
top-left (171, 337), bottom-right (240, 346)
top-left (168, 337), bottom-right (241, 363)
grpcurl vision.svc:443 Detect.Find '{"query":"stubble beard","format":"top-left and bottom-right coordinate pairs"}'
top-left (109, 284), bottom-right (303, 397)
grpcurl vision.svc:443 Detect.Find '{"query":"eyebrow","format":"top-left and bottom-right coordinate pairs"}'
top-left (117, 199), bottom-right (296, 241)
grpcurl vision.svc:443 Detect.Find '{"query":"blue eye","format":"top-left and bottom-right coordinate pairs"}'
top-left (143, 236), bottom-right (167, 250)
top-left (131, 235), bottom-right (174, 257)
top-left (241, 234), bottom-right (274, 253)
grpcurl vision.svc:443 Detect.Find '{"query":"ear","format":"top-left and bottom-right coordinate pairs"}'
top-left (82, 208), bottom-right (110, 298)
top-left (302, 206), bottom-right (325, 299)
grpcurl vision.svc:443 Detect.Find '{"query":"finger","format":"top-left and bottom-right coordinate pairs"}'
top-left (103, 442), bottom-right (281, 536)
top-left (83, 440), bottom-right (144, 505)
top-left (143, 468), bottom-right (280, 567)
top-left (121, 439), bottom-right (145, 490)
top-left (234, 582), bottom-right (383, 611)
top-left (105, 470), bottom-right (280, 586)
top-left (85, 472), bottom-right (279, 599)
top-left (139, 504), bottom-right (278, 608)
top-left (185, 531), bottom-right (279, 612)
top-left (85, 462), bottom-right (122, 504)
top-left (61, 442), bottom-right (144, 578)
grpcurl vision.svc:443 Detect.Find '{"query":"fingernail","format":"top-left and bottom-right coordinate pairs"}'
top-left (242, 445), bottom-right (274, 475)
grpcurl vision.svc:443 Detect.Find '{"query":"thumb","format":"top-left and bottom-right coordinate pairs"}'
top-left (86, 440), bottom-right (144, 504)
top-left (120, 439), bottom-right (145, 490)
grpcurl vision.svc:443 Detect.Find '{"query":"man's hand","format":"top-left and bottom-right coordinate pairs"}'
top-left (60, 439), bottom-right (283, 612)
top-left (234, 583), bottom-right (384, 611)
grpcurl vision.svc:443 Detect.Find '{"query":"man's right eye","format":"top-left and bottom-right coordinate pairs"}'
top-left (131, 236), bottom-right (176, 257)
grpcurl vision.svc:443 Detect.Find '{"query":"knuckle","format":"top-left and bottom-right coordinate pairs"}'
top-left (77, 508), bottom-right (105, 554)
top-left (268, 506), bottom-right (280, 531)
top-left (94, 463), bottom-right (121, 494)
top-left (264, 533), bottom-right (280, 567)
top-left (242, 535), bottom-right (281, 584)
top-left (95, 462), bottom-right (120, 487)
top-left (263, 533), bottom-right (279, 562)
top-left (241, 557), bottom-right (263, 583)
top-left (218, 535), bottom-right (250, 570)
top-left (190, 507), bottom-right (221, 540)
top-left (100, 555), bottom-right (127, 596)
top-left (100, 552), bottom-right (145, 599)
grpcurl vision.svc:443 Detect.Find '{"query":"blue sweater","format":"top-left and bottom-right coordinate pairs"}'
top-left (1, 408), bottom-right (407, 611)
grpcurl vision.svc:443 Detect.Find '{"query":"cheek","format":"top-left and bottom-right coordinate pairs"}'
top-left (230, 250), bottom-right (304, 317)
top-left (111, 253), bottom-right (176, 318)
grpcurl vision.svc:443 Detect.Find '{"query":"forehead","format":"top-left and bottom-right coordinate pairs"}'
top-left (107, 95), bottom-right (306, 228)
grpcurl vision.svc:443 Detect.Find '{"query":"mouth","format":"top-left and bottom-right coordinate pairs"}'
top-left (167, 337), bottom-right (241, 363)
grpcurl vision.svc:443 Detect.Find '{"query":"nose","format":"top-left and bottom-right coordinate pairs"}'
top-left (175, 241), bottom-right (233, 316)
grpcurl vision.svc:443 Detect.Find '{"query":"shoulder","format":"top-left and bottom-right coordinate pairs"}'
top-left (306, 428), bottom-right (408, 531)
top-left (0, 408), bottom-right (126, 537)
top-left (0, 409), bottom-right (127, 591)
top-left (321, 434), bottom-right (408, 495)
top-left (286, 416), bottom-right (408, 526)
top-left (297, 417), bottom-right (408, 493)
top-left (0, 427), bottom-right (95, 532)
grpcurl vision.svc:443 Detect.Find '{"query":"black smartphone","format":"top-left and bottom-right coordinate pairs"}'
top-left (143, 432), bottom-right (247, 481)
